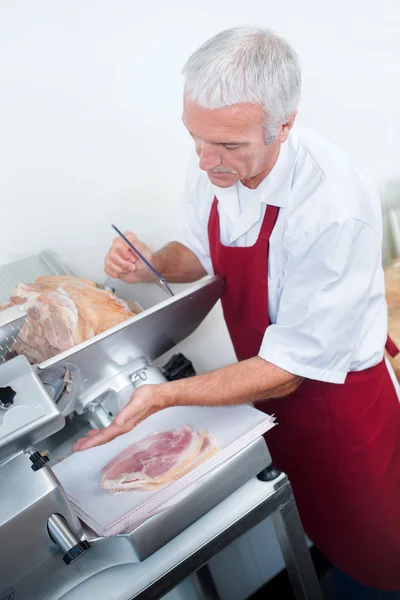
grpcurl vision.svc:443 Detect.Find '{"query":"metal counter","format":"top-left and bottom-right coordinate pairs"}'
top-left (58, 474), bottom-right (323, 600)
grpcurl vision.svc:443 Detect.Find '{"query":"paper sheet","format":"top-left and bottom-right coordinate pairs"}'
top-left (54, 404), bottom-right (275, 535)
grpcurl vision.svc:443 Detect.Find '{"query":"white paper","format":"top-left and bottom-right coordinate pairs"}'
top-left (54, 405), bottom-right (275, 536)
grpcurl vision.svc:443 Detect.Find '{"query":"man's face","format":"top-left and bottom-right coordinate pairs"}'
top-left (182, 100), bottom-right (290, 188)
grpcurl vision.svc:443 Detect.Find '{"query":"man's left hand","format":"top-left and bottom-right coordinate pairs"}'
top-left (72, 384), bottom-right (166, 451)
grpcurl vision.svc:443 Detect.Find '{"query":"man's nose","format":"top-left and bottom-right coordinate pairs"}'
top-left (197, 142), bottom-right (221, 171)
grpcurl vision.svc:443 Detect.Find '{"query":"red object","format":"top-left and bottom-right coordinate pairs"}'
top-left (386, 334), bottom-right (399, 358)
top-left (208, 196), bottom-right (400, 589)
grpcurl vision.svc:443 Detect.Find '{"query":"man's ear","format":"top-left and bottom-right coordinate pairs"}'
top-left (278, 112), bottom-right (297, 143)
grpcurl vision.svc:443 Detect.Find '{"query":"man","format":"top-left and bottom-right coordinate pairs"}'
top-left (73, 27), bottom-right (400, 598)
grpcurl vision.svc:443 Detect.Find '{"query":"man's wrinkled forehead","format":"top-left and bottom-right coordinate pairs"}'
top-left (182, 100), bottom-right (265, 142)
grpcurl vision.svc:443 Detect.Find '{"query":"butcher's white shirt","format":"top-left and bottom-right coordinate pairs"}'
top-left (175, 123), bottom-right (388, 384)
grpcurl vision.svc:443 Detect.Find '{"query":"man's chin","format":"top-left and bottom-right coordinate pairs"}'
top-left (207, 172), bottom-right (238, 187)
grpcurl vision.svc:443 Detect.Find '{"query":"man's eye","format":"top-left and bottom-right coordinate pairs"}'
top-left (223, 144), bottom-right (241, 150)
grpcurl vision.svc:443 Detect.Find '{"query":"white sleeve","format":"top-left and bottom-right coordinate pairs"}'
top-left (174, 154), bottom-right (213, 274)
top-left (259, 218), bottom-right (383, 383)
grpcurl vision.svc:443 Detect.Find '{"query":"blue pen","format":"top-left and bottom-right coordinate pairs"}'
top-left (111, 225), bottom-right (174, 297)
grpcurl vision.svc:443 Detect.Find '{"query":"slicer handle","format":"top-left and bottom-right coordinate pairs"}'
top-left (47, 513), bottom-right (90, 565)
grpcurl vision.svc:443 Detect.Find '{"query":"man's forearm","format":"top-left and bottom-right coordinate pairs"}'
top-left (75, 357), bottom-right (304, 450)
top-left (153, 241), bottom-right (207, 283)
top-left (159, 356), bottom-right (303, 408)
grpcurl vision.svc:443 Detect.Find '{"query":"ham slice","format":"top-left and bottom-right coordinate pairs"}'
top-left (0, 275), bottom-right (136, 364)
top-left (101, 425), bottom-right (219, 493)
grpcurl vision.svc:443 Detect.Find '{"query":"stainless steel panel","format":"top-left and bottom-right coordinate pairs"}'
top-left (135, 478), bottom-right (323, 600)
top-left (4, 437), bottom-right (271, 600)
top-left (0, 356), bottom-right (65, 462)
top-left (0, 453), bottom-right (83, 590)
top-left (0, 249), bottom-right (70, 304)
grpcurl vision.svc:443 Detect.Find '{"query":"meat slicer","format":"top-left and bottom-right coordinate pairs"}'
top-left (0, 251), bottom-right (273, 600)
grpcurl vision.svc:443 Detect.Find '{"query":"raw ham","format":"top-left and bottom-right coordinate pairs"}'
top-left (101, 425), bottom-right (218, 493)
top-left (0, 275), bottom-right (136, 364)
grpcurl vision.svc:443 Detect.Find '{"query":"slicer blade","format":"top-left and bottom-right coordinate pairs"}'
top-left (0, 306), bottom-right (27, 362)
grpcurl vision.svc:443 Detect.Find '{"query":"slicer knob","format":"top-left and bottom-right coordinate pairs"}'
top-left (63, 540), bottom-right (91, 565)
top-left (29, 450), bottom-right (50, 471)
top-left (0, 385), bottom-right (16, 409)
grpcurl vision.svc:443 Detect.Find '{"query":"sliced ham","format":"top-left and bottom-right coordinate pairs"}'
top-left (101, 425), bottom-right (218, 493)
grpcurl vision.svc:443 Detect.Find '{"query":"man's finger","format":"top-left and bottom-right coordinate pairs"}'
top-left (106, 254), bottom-right (136, 273)
top-left (114, 243), bottom-right (135, 262)
top-left (72, 423), bottom-right (132, 451)
top-left (114, 404), bottom-right (143, 427)
top-left (87, 429), bottom-right (101, 437)
top-left (104, 264), bottom-right (130, 280)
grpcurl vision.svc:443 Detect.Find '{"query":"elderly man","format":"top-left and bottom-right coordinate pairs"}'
top-left (74, 28), bottom-right (400, 598)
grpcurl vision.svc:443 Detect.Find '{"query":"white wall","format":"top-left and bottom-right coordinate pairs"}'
top-left (1, 0), bottom-right (400, 334)
top-left (1, 1), bottom-right (400, 597)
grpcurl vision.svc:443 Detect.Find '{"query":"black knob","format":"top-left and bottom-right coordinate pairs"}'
top-left (162, 353), bottom-right (196, 381)
top-left (29, 451), bottom-right (50, 472)
top-left (0, 386), bottom-right (16, 409)
top-left (257, 464), bottom-right (282, 482)
top-left (63, 540), bottom-right (91, 565)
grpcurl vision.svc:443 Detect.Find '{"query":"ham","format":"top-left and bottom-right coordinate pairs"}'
top-left (0, 275), bottom-right (136, 364)
top-left (101, 425), bottom-right (218, 493)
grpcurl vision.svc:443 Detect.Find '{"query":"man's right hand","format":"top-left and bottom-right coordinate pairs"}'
top-left (104, 231), bottom-right (154, 284)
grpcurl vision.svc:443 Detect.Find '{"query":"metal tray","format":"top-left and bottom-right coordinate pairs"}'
top-left (0, 250), bottom-right (70, 305)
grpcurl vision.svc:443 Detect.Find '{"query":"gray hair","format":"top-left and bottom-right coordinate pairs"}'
top-left (182, 27), bottom-right (301, 143)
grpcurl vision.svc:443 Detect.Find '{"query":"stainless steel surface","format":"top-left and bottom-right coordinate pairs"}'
top-left (48, 513), bottom-right (81, 553)
top-left (9, 475), bottom-right (322, 600)
top-left (81, 358), bottom-right (167, 427)
top-left (75, 356), bottom-right (149, 409)
top-left (3, 439), bottom-right (274, 600)
top-left (130, 362), bottom-right (166, 390)
top-left (85, 401), bottom-right (113, 428)
top-left (38, 363), bottom-right (81, 416)
top-left (40, 275), bottom-right (224, 409)
top-left (0, 356), bottom-right (82, 592)
top-left (131, 476), bottom-right (323, 600)
top-left (0, 249), bottom-right (69, 305)
top-left (271, 489), bottom-right (324, 600)
top-left (0, 355), bottom-right (65, 462)
top-left (0, 452), bottom-right (83, 591)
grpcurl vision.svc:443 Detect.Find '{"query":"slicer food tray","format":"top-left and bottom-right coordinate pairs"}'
top-left (0, 250), bottom-right (70, 305)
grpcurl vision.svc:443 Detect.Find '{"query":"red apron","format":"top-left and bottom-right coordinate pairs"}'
top-left (208, 196), bottom-right (400, 590)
